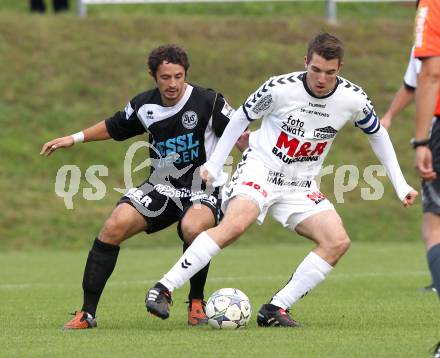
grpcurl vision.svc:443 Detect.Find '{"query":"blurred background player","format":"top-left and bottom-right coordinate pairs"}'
top-left (410, 0), bottom-right (440, 356)
top-left (40, 44), bottom-right (248, 329)
top-left (380, 44), bottom-right (440, 293)
top-left (30, 0), bottom-right (69, 13)
top-left (412, 0), bottom-right (440, 300)
top-left (145, 33), bottom-right (417, 327)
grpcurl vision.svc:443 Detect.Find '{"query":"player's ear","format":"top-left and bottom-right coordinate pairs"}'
top-left (304, 56), bottom-right (308, 69)
top-left (338, 61), bottom-right (344, 71)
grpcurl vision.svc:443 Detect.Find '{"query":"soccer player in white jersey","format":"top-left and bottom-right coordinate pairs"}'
top-left (146, 33), bottom-right (418, 326)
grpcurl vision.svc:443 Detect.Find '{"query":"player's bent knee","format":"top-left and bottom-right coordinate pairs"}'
top-left (331, 234), bottom-right (351, 256)
top-left (320, 232), bottom-right (351, 257)
top-left (339, 235), bottom-right (351, 253)
top-left (181, 223), bottom-right (205, 244)
top-left (99, 216), bottom-right (128, 246)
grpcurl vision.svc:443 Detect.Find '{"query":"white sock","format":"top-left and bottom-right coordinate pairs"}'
top-left (270, 251), bottom-right (333, 310)
top-left (159, 231), bottom-right (221, 291)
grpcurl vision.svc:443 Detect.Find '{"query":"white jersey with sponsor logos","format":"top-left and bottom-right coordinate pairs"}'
top-left (241, 71), bottom-right (378, 181)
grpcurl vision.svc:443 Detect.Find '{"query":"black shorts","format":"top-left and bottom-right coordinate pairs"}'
top-left (422, 180), bottom-right (440, 214)
top-left (423, 117), bottom-right (440, 215)
top-left (117, 181), bottom-right (221, 239)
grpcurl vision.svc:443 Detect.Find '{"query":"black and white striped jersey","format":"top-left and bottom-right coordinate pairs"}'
top-left (105, 84), bottom-right (234, 189)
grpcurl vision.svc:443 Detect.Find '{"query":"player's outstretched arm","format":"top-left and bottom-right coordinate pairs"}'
top-left (40, 120), bottom-right (111, 156)
top-left (40, 135), bottom-right (74, 156)
top-left (202, 107), bottom-right (250, 185)
top-left (366, 125), bottom-right (417, 206)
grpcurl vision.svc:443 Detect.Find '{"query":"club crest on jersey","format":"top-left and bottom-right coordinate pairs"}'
top-left (182, 110), bottom-right (198, 129)
top-left (314, 126), bottom-right (338, 140)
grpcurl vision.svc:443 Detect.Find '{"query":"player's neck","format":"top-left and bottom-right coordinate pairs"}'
top-left (161, 83), bottom-right (188, 107)
top-left (304, 74), bottom-right (337, 98)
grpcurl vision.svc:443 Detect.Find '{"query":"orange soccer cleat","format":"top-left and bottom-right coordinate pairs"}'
top-left (63, 311), bottom-right (97, 329)
top-left (187, 298), bottom-right (208, 326)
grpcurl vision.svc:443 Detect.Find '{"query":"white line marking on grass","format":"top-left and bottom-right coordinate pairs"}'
top-left (0, 271), bottom-right (429, 290)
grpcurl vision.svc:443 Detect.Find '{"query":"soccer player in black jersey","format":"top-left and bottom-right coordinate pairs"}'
top-left (40, 44), bottom-right (248, 329)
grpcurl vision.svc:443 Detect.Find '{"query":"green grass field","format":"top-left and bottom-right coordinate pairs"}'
top-left (1, 2), bottom-right (438, 357)
top-left (1, 242), bottom-right (438, 357)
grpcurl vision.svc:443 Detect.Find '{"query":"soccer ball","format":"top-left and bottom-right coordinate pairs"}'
top-left (205, 288), bottom-right (252, 329)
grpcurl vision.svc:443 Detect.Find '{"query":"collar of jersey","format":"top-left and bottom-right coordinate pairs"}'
top-left (301, 72), bottom-right (340, 99)
top-left (160, 83), bottom-right (193, 109)
top-left (138, 84), bottom-right (194, 127)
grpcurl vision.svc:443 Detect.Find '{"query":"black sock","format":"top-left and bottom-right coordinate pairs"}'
top-left (82, 238), bottom-right (120, 317)
top-left (427, 243), bottom-right (440, 299)
top-left (183, 242), bottom-right (210, 301)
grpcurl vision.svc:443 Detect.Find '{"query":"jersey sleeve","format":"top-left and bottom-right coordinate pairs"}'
top-left (105, 97), bottom-right (146, 141)
top-left (403, 46), bottom-right (420, 90)
top-left (204, 107), bottom-right (250, 185)
top-left (241, 77), bottom-right (276, 121)
top-left (352, 93), bottom-right (380, 135)
top-left (211, 94), bottom-right (236, 137)
top-left (367, 126), bottom-right (413, 201)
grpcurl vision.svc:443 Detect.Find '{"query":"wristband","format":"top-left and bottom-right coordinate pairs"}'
top-left (72, 131), bottom-right (85, 144)
top-left (410, 138), bottom-right (429, 149)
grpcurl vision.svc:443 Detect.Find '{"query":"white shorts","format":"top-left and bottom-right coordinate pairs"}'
top-left (222, 156), bottom-right (335, 230)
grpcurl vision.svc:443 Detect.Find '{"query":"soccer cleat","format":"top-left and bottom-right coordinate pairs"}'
top-left (421, 283), bottom-right (437, 293)
top-left (63, 311), bottom-right (97, 329)
top-left (257, 304), bottom-right (299, 327)
top-left (187, 299), bottom-right (208, 326)
top-left (146, 285), bottom-right (173, 319)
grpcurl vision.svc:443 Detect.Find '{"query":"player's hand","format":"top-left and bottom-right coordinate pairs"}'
top-left (402, 189), bottom-right (418, 208)
top-left (415, 146), bottom-right (437, 181)
top-left (40, 135), bottom-right (74, 156)
top-left (200, 164), bottom-right (216, 185)
top-left (380, 114), bottom-right (392, 130)
top-left (235, 129), bottom-right (251, 152)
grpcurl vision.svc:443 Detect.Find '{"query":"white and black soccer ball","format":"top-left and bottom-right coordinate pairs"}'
top-left (205, 288), bottom-right (252, 329)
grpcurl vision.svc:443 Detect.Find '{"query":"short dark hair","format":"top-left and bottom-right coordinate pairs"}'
top-left (147, 44), bottom-right (190, 78)
top-left (306, 33), bottom-right (344, 65)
